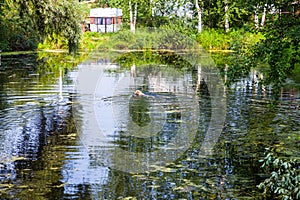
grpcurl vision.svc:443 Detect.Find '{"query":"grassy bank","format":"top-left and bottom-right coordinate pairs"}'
top-left (196, 28), bottom-right (263, 52)
top-left (36, 28), bottom-right (264, 54)
top-left (37, 32), bottom-right (112, 53)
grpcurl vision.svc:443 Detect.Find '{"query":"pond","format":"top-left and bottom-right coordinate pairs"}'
top-left (0, 52), bottom-right (299, 199)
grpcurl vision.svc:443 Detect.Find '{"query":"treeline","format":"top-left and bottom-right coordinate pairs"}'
top-left (0, 0), bottom-right (298, 50)
top-left (0, 0), bottom-right (298, 52)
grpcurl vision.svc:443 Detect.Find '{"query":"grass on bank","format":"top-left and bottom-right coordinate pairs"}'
top-left (197, 28), bottom-right (264, 52)
top-left (95, 28), bottom-right (263, 53)
top-left (36, 28), bottom-right (264, 54)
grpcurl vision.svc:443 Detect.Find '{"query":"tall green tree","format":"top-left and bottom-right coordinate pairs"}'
top-left (0, 0), bottom-right (84, 52)
top-left (202, 0), bottom-right (251, 30)
top-left (252, 0), bottom-right (300, 96)
top-left (108, 0), bottom-right (195, 30)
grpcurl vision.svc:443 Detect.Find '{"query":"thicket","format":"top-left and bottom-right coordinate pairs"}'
top-left (0, 0), bottom-right (84, 53)
top-left (258, 149), bottom-right (300, 200)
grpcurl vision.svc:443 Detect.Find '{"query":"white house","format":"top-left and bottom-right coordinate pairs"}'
top-left (89, 8), bottom-right (122, 33)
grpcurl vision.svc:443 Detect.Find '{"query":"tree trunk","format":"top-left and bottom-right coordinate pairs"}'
top-left (195, 0), bottom-right (203, 33)
top-left (59, 67), bottom-right (63, 101)
top-left (129, 1), bottom-right (137, 33)
top-left (130, 64), bottom-right (136, 87)
top-left (134, 3), bottom-right (137, 30)
top-left (224, 0), bottom-right (229, 32)
top-left (129, 1), bottom-right (133, 31)
top-left (254, 8), bottom-right (259, 29)
top-left (261, 4), bottom-right (266, 27)
top-left (196, 64), bottom-right (202, 92)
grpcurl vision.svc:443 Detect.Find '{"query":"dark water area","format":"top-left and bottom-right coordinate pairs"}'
top-left (0, 53), bottom-right (299, 199)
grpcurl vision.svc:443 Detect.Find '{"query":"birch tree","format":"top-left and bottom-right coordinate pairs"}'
top-left (252, 2), bottom-right (270, 29)
top-left (195, 0), bottom-right (203, 33)
top-left (252, 0), bottom-right (300, 95)
top-left (260, 4), bottom-right (267, 27)
top-left (224, 0), bottom-right (229, 32)
top-left (111, 0), bottom-right (155, 32)
top-left (254, 8), bottom-right (259, 28)
top-left (129, 0), bottom-right (138, 33)
top-left (202, 0), bottom-right (251, 30)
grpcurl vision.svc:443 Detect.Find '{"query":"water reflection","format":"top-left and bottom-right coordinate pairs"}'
top-left (0, 53), bottom-right (83, 199)
top-left (74, 60), bottom-right (202, 174)
top-left (129, 96), bottom-right (151, 127)
top-left (0, 53), bottom-right (299, 199)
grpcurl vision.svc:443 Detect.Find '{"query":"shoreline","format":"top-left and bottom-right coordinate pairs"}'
top-left (0, 48), bottom-right (235, 55)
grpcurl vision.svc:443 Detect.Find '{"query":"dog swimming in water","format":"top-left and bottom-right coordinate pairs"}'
top-left (134, 90), bottom-right (145, 96)
top-left (134, 90), bottom-right (156, 98)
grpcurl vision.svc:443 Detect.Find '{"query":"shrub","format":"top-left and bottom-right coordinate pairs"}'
top-left (258, 149), bottom-right (300, 200)
top-left (196, 29), bottom-right (264, 51)
top-left (196, 29), bottom-right (230, 50)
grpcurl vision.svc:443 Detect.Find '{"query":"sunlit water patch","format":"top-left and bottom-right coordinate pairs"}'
top-left (72, 61), bottom-right (202, 174)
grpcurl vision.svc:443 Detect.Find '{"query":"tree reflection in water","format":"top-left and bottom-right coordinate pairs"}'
top-left (0, 53), bottom-right (90, 199)
top-left (129, 95), bottom-right (151, 127)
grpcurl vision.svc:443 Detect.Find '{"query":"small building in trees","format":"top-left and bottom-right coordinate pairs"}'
top-left (89, 8), bottom-right (122, 33)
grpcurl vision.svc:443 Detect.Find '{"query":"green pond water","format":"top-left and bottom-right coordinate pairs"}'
top-left (0, 52), bottom-right (299, 199)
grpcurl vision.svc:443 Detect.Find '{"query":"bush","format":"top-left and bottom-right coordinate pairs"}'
top-left (0, 41), bottom-right (10, 51)
top-left (228, 29), bottom-right (264, 53)
top-left (258, 149), bottom-right (300, 200)
top-left (38, 34), bottom-right (68, 50)
top-left (196, 29), bottom-right (264, 51)
top-left (196, 29), bottom-right (230, 50)
top-left (291, 64), bottom-right (300, 83)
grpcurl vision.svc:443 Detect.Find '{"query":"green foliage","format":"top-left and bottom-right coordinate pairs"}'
top-left (291, 64), bottom-right (300, 83)
top-left (228, 29), bottom-right (264, 52)
top-left (38, 34), bottom-right (68, 50)
top-left (159, 18), bottom-right (197, 38)
top-left (116, 51), bottom-right (193, 69)
top-left (80, 31), bottom-right (109, 52)
top-left (196, 28), bottom-right (263, 51)
top-left (251, 3), bottom-right (300, 97)
top-left (0, 0), bottom-right (40, 51)
top-left (97, 28), bottom-right (199, 51)
top-left (0, 0), bottom-right (84, 53)
top-left (38, 31), bottom-right (111, 53)
top-left (258, 149), bottom-right (300, 200)
top-left (202, 0), bottom-right (252, 29)
top-left (196, 29), bottom-right (230, 50)
top-left (109, 0), bottom-right (153, 25)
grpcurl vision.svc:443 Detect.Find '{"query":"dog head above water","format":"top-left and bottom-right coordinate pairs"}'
top-left (134, 90), bottom-right (145, 96)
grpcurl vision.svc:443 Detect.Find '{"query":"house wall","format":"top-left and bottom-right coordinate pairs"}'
top-left (90, 16), bottom-right (122, 33)
top-left (89, 8), bottom-right (122, 33)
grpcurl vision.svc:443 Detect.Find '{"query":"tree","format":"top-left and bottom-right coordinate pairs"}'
top-left (195, 0), bottom-right (204, 33)
top-left (0, 0), bottom-right (84, 52)
top-left (129, 0), bottom-right (138, 32)
top-left (202, 0), bottom-right (251, 30)
top-left (252, 0), bottom-right (300, 96)
top-left (224, 0), bottom-right (229, 32)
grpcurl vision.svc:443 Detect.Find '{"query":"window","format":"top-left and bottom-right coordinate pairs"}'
top-left (106, 18), bottom-right (112, 25)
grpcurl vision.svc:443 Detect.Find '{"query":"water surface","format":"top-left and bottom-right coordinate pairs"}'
top-left (0, 53), bottom-right (299, 199)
